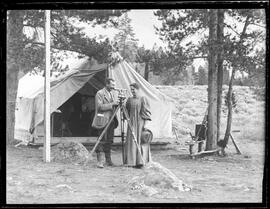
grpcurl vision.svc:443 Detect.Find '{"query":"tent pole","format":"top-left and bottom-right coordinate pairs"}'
top-left (44, 10), bottom-right (51, 162)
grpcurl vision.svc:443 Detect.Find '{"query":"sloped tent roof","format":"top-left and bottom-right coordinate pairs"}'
top-left (108, 52), bottom-right (173, 138)
top-left (15, 51), bottom-right (173, 142)
top-left (15, 54), bottom-right (107, 141)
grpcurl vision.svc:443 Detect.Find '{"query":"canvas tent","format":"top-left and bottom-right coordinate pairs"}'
top-left (15, 51), bottom-right (173, 143)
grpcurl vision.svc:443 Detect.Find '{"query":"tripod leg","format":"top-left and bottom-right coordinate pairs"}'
top-left (120, 109), bottom-right (125, 164)
top-left (121, 106), bottom-right (145, 165)
top-left (90, 105), bottom-right (120, 156)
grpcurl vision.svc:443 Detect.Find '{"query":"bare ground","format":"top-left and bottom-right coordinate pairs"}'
top-left (6, 137), bottom-right (264, 204)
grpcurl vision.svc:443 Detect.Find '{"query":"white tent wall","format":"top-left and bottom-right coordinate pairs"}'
top-left (109, 57), bottom-right (173, 139)
top-left (14, 98), bottom-right (35, 142)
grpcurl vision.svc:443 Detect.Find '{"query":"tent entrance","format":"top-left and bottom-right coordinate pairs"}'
top-left (53, 69), bottom-right (106, 137)
top-left (51, 92), bottom-right (98, 137)
top-left (36, 70), bottom-right (106, 138)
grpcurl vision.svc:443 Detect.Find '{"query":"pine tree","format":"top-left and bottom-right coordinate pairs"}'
top-left (197, 65), bottom-right (208, 85)
top-left (113, 13), bottom-right (138, 62)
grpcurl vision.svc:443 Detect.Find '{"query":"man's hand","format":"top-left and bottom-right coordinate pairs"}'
top-left (112, 99), bottom-right (119, 107)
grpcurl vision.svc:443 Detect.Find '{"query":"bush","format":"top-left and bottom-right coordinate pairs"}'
top-left (224, 91), bottom-right (237, 109)
top-left (250, 87), bottom-right (265, 101)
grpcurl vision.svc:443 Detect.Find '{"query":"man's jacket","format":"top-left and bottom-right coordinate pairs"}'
top-left (92, 87), bottom-right (118, 129)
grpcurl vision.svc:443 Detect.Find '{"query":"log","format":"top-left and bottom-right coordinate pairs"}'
top-left (191, 148), bottom-right (221, 157)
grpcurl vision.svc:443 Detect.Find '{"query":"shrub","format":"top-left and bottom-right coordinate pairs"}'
top-left (224, 91), bottom-right (237, 109)
top-left (250, 87), bottom-right (265, 101)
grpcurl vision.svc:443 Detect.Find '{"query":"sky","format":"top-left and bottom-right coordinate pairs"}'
top-left (81, 10), bottom-right (164, 49)
top-left (128, 10), bottom-right (165, 49)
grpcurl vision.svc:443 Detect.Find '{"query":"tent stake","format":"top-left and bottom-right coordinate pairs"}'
top-left (44, 10), bottom-right (51, 162)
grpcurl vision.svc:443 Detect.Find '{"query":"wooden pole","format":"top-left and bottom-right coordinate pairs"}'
top-left (44, 10), bottom-right (51, 162)
top-left (229, 133), bottom-right (241, 155)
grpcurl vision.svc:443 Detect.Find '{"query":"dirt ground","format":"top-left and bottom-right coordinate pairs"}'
top-left (6, 137), bottom-right (264, 204)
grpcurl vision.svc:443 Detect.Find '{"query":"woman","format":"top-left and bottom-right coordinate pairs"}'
top-left (124, 82), bottom-right (152, 168)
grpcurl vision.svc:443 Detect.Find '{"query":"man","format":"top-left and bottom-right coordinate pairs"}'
top-left (92, 78), bottom-right (119, 168)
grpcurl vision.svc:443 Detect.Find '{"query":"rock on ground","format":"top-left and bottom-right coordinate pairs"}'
top-left (144, 161), bottom-right (185, 191)
top-left (51, 141), bottom-right (89, 164)
top-left (128, 161), bottom-right (190, 197)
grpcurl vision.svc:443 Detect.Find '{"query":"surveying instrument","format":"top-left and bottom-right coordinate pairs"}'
top-left (89, 88), bottom-right (145, 165)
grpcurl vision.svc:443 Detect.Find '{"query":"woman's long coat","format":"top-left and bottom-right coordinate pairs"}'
top-left (124, 96), bottom-right (151, 166)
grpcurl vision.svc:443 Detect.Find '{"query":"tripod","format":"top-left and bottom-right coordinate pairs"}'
top-left (89, 97), bottom-right (145, 165)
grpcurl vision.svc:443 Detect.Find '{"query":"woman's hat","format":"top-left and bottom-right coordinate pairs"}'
top-left (141, 128), bottom-right (153, 144)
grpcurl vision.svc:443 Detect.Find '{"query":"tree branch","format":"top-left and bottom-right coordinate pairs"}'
top-left (240, 15), bottom-right (251, 41)
top-left (231, 14), bottom-right (251, 69)
top-left (224, 22), bottom-right (241, 36)
top-left (31, 42), bottom-right (86, 57)
top-left (248, 71), bottom-right (264, 79)
top-left (23, 24), bottom-right (37, 27)
top-left (50, 32), bottom-right (58, 40)
top-left (23, 23), bottom-right (44, 29)
top-left (249, 22), bottom-right (266, 29)
top-left (190, 56), bottom-right (208, 59)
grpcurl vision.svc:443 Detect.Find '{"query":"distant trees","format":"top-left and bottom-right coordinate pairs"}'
top-left (192, 66), bottom-right (229, 86)
top-left (113, 13), bottom-right (138, 62)
top-left (135, 45), bottom-right (191, 83)
top-left (192, 66), bottom-right (199, 85)
top-left (197, 65), bottom-right (208, 85)
top-left (136, 46), bottom-right (152, 81)
top-left (223, 68), bottom-right (230, 85)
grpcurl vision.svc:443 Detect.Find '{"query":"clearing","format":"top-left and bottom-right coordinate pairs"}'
top-left (6, 85), bottom-right (265, 203)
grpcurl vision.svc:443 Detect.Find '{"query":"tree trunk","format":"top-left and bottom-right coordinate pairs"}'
top-left (216, 9), bottom-right (225, 143)
top-left (7, 11), bottom-right (24, 144)
top-left (219, 14), bottom-right (251, 154)
top-left (206, 9), bottom-right (218, 151)
top-left (222, 68), bottom-right (236, 154)
top-left (144, 62), bottom-right (149, 81)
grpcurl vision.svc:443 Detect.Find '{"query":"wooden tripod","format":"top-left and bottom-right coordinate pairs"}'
top-left (89, 103), bottom-right (145, 165)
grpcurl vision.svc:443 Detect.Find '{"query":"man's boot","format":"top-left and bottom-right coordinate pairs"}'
top-left (96, 152), bottom-right (104, 168)
top-left (105, 143), bottom-right (115, 166)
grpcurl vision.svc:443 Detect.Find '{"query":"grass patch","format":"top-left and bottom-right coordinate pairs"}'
top-left (157, 85), bottom-right (265, 143)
